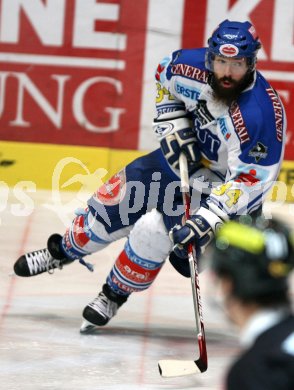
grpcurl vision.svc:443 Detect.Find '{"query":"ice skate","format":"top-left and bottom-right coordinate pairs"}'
top-left (14, 234), bottom-right (73, 277)
top-left (80, 284), bottom-right (128, 333)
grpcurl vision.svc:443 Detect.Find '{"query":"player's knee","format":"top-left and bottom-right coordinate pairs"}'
top-left (129, 209), bottom-right (172, 262)
top-left (61, 208), bottom-right (113, 259)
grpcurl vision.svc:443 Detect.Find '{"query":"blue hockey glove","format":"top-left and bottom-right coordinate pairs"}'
top-left (170, 208), bottom-right (224, 259)
top-left (153, 112), bottom-right (201, 169)
top-left (169, 250), bottom-right (191, 278)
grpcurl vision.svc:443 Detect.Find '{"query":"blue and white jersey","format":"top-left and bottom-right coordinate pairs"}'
top-left (155, 48), bottom-right (286, 218)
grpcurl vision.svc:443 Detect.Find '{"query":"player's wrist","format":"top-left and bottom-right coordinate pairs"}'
top-left (193, 207), bottom-right (224, 233)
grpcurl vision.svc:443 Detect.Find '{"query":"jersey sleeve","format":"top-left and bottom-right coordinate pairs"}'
top-left (154, 50), bottom-right (186, 118)
top-left (203, 88), bottom-right (286, 219)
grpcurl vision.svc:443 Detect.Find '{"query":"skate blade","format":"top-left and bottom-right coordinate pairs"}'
top-left (80, 320), bottom-right (97, 334)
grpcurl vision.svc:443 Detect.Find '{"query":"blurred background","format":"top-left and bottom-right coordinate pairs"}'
top-left (0, 0), bottom-right (293, 199)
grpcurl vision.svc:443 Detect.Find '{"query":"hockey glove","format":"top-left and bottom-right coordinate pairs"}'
top-left (153, 112), bottom-right (201, 169)
top-left (170, 208), bottom-right (223, 259)
top-left (169, 250), bottom-right (191, 278)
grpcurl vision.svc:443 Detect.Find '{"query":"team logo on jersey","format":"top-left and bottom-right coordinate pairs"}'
top-left (175, 81), bottom-right (200, 101)
top-left (155, 56), bottom-right (171, 83)
top-left (229, 101), bottom-right (250, 144)
top-left (171, 64), bottom-right (208, 83)
top-left (196, 128), bottom-right (221, 162)
top-left (155, 63), bottom-right (165, 81)
top-left (218, 117), bottom-right (231, 140)
top-left (235, 169), bottom-right (260, 186)
top-left (266, 88), bottom-right (283, 142)
top-left (249, 142), bottom-right (268, 162)
top-left (219, 44), bottom-right (239, 57)
top-left (95, 169), bottom-right (126, 206)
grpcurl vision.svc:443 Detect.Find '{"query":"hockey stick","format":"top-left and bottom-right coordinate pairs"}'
top-left (158, 153), bottom-right (208, 377)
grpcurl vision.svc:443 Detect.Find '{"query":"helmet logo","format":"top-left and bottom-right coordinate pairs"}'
top-left (223, 34), bottom-right (237, 40)
top-left (219, 44), bottom-right (239, 57)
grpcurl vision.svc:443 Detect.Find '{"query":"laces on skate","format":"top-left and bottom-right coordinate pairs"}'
top-left (26, 249), bottom-right (63, 275)
top-left (78, 258), bottom-right (94, 272)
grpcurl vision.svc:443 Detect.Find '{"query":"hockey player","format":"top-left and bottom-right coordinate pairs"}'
top-left (211, 217), bottom-right (294, 389)
top-left (13, 20), bottom-right (286, 331)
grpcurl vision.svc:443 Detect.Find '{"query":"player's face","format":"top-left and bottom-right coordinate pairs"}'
top-left (213, 56), bottom-right (248, 84)
top-left (211, 56), bottom-right (250, 104)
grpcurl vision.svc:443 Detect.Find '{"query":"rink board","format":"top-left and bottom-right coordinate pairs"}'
top-left (0, 140), bottom-right (294, 203)
top-left (0, 140), bottom-right (145, 193)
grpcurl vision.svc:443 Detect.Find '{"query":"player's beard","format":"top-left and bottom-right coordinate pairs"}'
top-left (210, 72), bottom-right (253, 106)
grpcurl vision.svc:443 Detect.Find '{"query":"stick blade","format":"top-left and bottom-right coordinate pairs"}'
top-left (158, 359), bottom-right (201, 377)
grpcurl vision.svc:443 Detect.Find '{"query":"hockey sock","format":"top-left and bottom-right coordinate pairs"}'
top-left (106, 240), bottom-right (164, 296)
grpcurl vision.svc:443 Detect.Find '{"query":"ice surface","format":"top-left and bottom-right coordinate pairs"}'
top-left (1, 191), bottom-right (293, 390)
